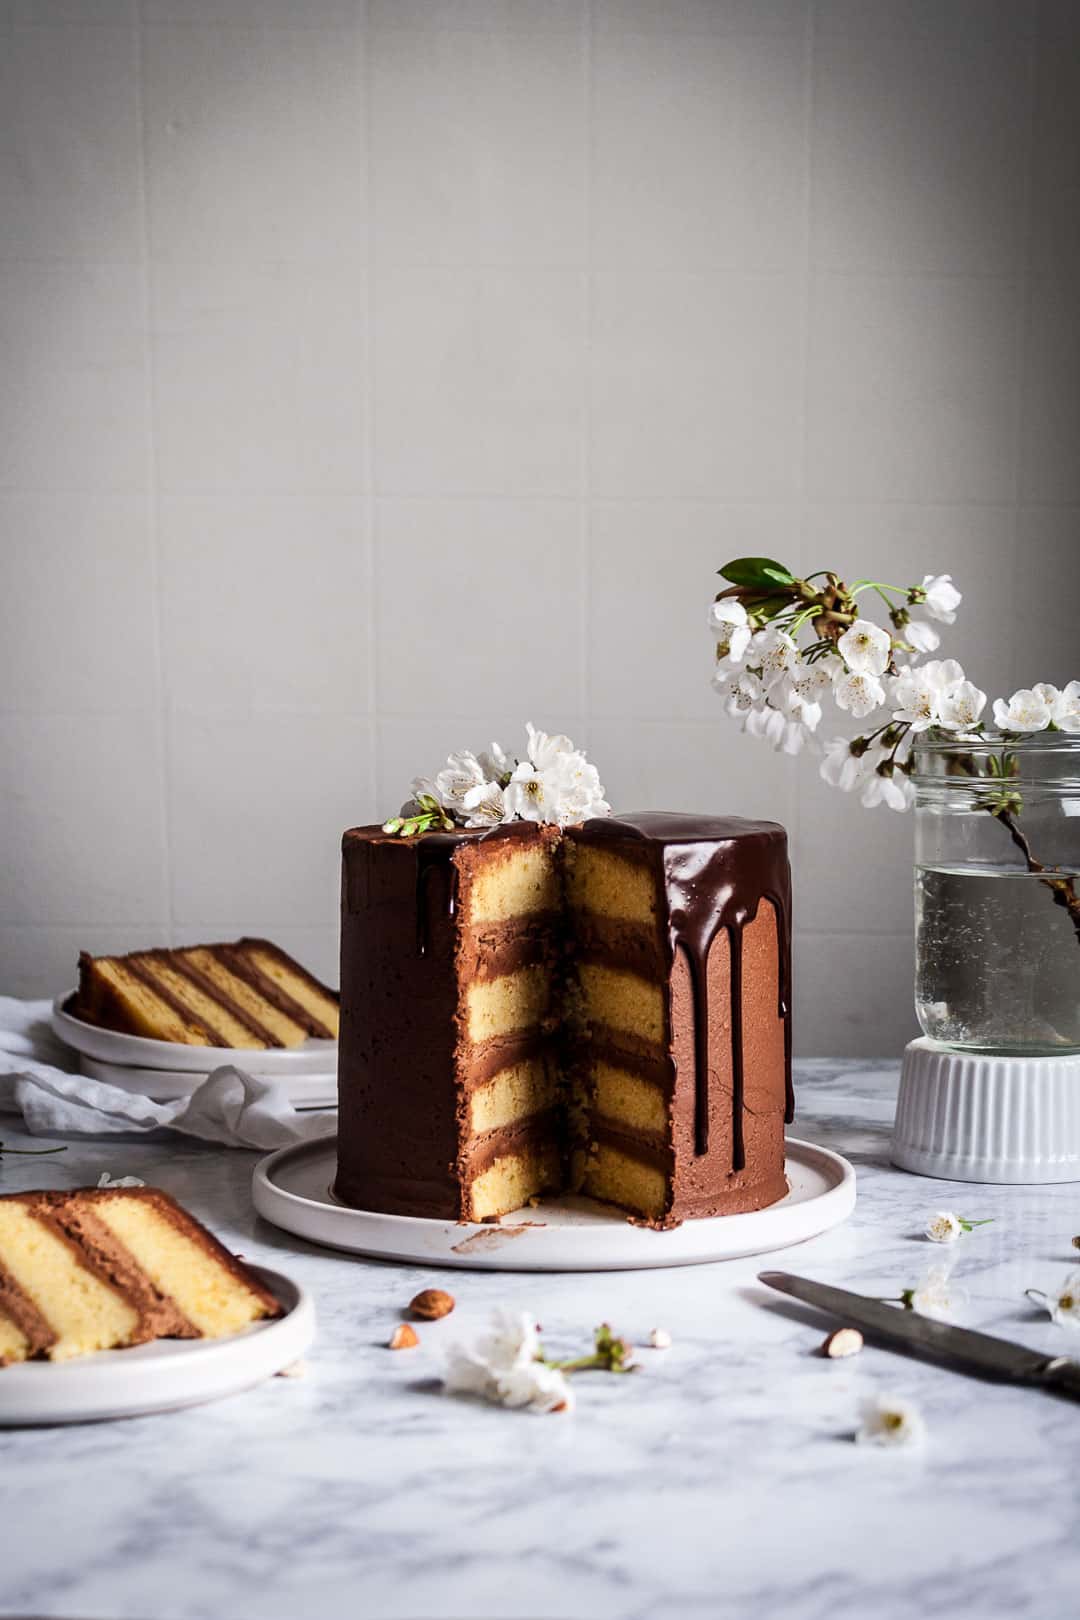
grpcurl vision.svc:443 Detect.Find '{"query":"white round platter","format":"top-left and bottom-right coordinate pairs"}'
top-left (53, 991), bottom-right (338, 1077)
top-left (77, 1054), bottom-right (338, 1111)
top-left (253, 1136), bottom-right (855, 1272)
top-left (0, 1266), bottom-right (314, 1427)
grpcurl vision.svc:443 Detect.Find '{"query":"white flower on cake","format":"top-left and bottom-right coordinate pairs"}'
top-left (857, 1392), bottom-right (926, 1449)
top-left (919, 573), bottom-right (962, 624)
top-left (384, 724), bottom-right (609, 836)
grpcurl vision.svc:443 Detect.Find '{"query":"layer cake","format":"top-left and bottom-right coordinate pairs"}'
top-left (73, 938), bottom-right (339, 1049)
top-left (335, 813), bottom-right (791, 1227)
top-left (0, 1188), bottom-right (281, 1366)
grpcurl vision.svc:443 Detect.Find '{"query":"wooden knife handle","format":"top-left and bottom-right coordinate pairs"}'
top-left (1041, 1357), bottom-right (1080, 1400)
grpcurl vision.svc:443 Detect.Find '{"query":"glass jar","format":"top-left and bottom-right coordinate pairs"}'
top-left (913, 735), bottom-right (1080, 1054)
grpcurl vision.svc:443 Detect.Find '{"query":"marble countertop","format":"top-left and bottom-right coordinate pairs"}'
top-left (3, 1060), bottom-right (1079, 1620)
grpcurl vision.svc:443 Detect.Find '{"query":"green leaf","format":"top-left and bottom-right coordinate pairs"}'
top-left (718, 557), bottom-right (795, 591)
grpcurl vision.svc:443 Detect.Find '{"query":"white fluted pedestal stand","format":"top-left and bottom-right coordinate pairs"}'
top-left (892, 1037), bottom-right (1080, 1184)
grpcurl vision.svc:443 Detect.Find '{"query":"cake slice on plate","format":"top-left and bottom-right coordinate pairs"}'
top-left (0, 1188), bottom-right (281, 1367)
top-left (72, 938), bottom-right (339, 1049)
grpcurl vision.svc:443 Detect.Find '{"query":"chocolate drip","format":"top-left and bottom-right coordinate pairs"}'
top-left (576, 812), bottom-right (792, 1171)
top-left (414, 836), bottom-right (459, 957)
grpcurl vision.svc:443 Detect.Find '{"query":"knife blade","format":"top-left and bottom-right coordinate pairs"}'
top-left (758, 1270), bottom-right (1080, 1399)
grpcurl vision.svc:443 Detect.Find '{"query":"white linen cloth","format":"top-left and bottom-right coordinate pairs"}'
top-left (0, 997), bottom-right (335, 1150)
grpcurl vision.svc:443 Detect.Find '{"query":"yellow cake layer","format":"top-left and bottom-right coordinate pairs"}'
top-left (465, 964), bottom-right (549, 1043)
top-left (468, 1143), bottom-right (561, 1221)
top-left (92, 1196), bottom-right (269, 1339)
top-left (566, 843), bottom-right (657, 926)
top-left (469, 1057), bottom-right (558, 1135)
top-left (468, 843), bottom-right (560, 924)
top-left (579, 962), bottom-right (664, 1046)
top-left (181, 948), bottom-right (308, 1048)
top-left (0, 1312), bottom-right (30, 1366)
top-left (242, 944), bottom-right (339, 1038)
top-left (591, 1059), bottom-right (668, 1137)
top-left (89, 958), bottom-right (212, 1046)
top-left (583, 1143), bottom-right (667, 1220)
top-left (0, 1201), bottom-right (139, 1361)
top-left (134, 956), bottom-right (264, 1050)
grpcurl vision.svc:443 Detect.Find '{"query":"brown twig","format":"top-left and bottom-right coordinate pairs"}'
top-left (995, 808), bottom-right (1080, 948)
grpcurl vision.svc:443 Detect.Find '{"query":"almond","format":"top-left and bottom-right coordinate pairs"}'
top-left (389, 1323), bottom-right (419, 1350)
top-left (821, 1326), bottom-right (863, 1359)
top-left (409, 1287), bottom-right (455, 1321)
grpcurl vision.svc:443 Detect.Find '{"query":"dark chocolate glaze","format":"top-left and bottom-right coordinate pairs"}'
top-left (570, 812), bottom-right (793, 1172)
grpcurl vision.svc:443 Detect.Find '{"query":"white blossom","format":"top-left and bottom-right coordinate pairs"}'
top-left (1045, 1273), bottom-right (1080, 1328)
top-left (860, 768), bottom-right (914, 812)
top-left (525, 723), bottom-right (575, 772)
top-left (925, 1211), bottom-right (963, 1244)
top-left (919, 573), bottom-right (962, 624)
top-left (937, 679), bottom-right (987, 733)
top-left (992, 688), bottom-right (1053, 733)
top-left (833, 669), bottom-right (887, 720)
top-left (476, 741), bottom-right (511, 781)
top-left (716, 669), bottom-right (764, 723)
top-left (857, 1392), bottom-right (926, 1449)
top-left (903, 1264), bottom-right (965, 1320)
top-left (649, 1327), bottom-right (672, 1350)
top-left (461, 779), bottom-right (508, 827)
top-left (1051, 681), bottom-right (1080, 732)
top-left (443, 1308), bottom-right (572, 1413)
top-left (905, 620), bottom-right (940, 654)
top-left (431, 750), bottom-right (487, 812)
top-left (754, 628), bottom-right (800, 691)
top-left (96, 1172), bottom-right (146, 1189)
top-left (777, 665), bottom-right (832, 733)
top-left (837, 618), bottom-right (892, 677)
top-left (494, 1360), bottom-right (574, 1413)
top-left (891, 659), bottom-right (966, 731)
top-left (820, 737), bottom-right (870, 793)
top-left (708, 599), bottom-right (752, 665)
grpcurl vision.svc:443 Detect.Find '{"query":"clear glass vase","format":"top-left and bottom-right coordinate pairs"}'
top-left (913, 734), bottom-right (1080, 1054)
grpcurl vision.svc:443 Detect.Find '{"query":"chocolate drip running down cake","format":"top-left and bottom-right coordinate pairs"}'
top-left (73, 939), bottom-right (339, 1049)
top-left (335, 813), bottom-right (792, 1228)
top-left (0, 1188), bottom-right (281, 1366)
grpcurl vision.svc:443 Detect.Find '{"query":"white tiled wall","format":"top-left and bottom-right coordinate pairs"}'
top-left (2, 0), bottom-right (1078, 1058)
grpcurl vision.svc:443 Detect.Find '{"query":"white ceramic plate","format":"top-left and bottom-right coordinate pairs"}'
top-left (253, 1137), bottom-right (856, 1272)
top-left (53, 991), bottom-right (338, 1077)
top-left (0, 1266), bottom-right (315, 1427)
top-left (77, 1054), bottom-right (337, 1111)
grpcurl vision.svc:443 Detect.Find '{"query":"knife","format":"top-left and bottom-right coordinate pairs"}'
top-left (759, 1270), bottom-right (1080, 1400)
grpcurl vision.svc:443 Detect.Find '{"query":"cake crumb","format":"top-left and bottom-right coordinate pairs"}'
top-left (389, 1323), bottom-right (419, 1350)
top-left (649, 1327), bottom-right (672, 1350)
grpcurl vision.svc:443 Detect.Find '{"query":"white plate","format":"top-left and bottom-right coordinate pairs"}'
top-left (0, 1266), bottom-right (315, 1427)
top-left (53, 991), bottom-right (338, 1077)
top-left (253, 1137), bottom-right (856, 1272)
top-left (77, 1054), bottom-right (338, 1111)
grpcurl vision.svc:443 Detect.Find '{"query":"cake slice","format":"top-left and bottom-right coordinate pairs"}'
top-left (73, 939), bottom-right (339, 1048)
top-left (0, 1189), bottom-right (281, 1367)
